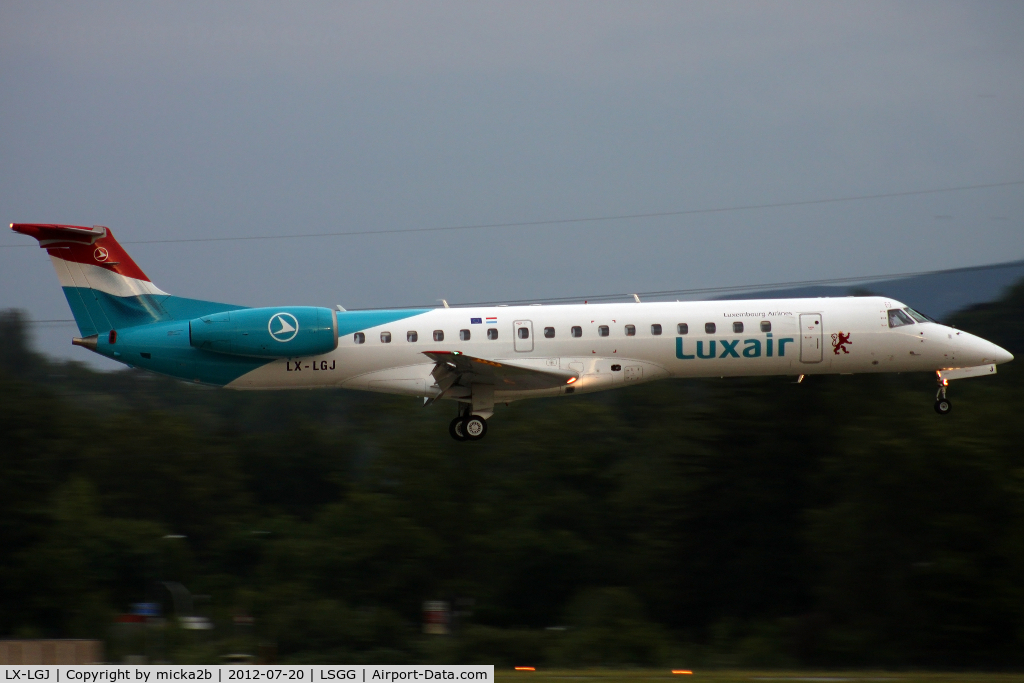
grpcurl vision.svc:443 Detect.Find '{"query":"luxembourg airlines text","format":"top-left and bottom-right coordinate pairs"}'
top-left (675, 334), bottom-right (795, 360)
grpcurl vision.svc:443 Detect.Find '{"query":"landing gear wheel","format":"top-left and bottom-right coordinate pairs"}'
top-left (462, 414), bottom-right (488, 441)
top-left (934, 374), bottom-right (952, 416)
top-left (449, 416), bottom-right (468, 441)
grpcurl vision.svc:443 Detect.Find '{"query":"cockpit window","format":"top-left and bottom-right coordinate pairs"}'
top-left (888, 309), bottom-right (915, 328)
top-left (903, 307), bottom-right (934, 323)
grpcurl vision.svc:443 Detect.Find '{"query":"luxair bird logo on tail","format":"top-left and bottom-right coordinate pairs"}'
top-left (268, 312), bottom-right (299, 342)
top-left (831, 331), bottom-right (852, 354)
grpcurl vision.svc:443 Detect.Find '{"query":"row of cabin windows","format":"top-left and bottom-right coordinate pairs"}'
top-left (352, 320), bottom-right (774, 344)
top-left (674, 321), bottom-right (773, 334)
top-left (353, 328), bottom-right (499, 344)
top-left (552, 321), bottom-right (771, 337)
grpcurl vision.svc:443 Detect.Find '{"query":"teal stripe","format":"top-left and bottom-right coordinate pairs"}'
top-left (60, 287), bottom-right (242, 332)
top-left (62, 287), bottom-right (100, 336)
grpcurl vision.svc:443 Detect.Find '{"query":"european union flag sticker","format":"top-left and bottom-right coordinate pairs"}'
top-left (471, 318), bottom-right (482, 324)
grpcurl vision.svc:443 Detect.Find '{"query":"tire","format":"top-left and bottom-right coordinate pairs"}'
top-left (462, 414), bottom-right (488, 440)
top-left (934, 398), bottom-right (952, 415)
top-left (449, 416), bottom-right (468, 441)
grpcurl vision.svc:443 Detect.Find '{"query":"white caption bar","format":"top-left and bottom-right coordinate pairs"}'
top-left (0, 667), bottom-right (493, 683)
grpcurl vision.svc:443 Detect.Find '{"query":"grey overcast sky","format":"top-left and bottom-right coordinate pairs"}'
top-left (1, 1), bottom-right (1022, 365)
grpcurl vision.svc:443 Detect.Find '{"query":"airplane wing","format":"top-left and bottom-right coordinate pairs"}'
top-left (422, 350), bottom-right (579, 394)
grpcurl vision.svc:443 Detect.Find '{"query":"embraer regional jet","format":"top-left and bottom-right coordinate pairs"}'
top-left (13, 223), bottom-right (1014, 441)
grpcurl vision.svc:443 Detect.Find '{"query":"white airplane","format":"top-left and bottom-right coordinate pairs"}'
top-left (12, 223), bottom-right (1014, 440)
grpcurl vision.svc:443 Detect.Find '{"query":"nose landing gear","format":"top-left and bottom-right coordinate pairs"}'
top-left (934, 376), bottom-right (952, 415)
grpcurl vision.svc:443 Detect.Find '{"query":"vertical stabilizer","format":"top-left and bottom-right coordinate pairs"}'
top-left (12, 223), bottom-right (170, 336)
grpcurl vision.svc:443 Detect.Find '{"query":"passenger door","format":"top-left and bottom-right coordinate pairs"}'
top-left (513, 320), bottom-right (534, 352)
top-left (799, 313), bottom-right (823, 363)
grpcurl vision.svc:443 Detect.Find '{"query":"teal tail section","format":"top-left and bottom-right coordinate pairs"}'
top-left (12, 222), bottom-right (265, 386)
top-left (62, 288), bottom-right (244, 337)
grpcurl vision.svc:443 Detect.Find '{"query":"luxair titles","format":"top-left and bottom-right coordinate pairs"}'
top-left (678, 312), bottom-right (795, 360)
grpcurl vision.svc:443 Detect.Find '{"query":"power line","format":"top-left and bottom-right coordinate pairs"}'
top-left (370, 258), bottom-right (1024, 309)
top-left (3, 180), bottom-right (1021, 249)
top-left (17, 257), bottom-right (1024, 325)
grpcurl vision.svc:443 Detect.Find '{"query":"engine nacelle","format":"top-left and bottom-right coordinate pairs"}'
top-left (189, 307), bottom-right (338, 358)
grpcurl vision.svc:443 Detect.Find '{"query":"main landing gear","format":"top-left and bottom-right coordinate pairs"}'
top-left (449, 411), bottom-right (488, 441)
top-left (934, 375), bottom-right (952, 415)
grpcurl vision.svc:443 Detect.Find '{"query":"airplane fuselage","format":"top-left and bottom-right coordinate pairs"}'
top-left (103, 296), bottom-right (1008, 401)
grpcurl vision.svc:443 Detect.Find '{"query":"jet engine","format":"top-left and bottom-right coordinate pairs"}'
top-left (189, 306), bottom-right (338, 358)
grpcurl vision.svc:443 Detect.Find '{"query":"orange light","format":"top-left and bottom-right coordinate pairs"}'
top-left (942, 378), bottom-right (949, 386)
top-left (566, 377), bottom-right (577, 384)
top-left (671, 671), bottom-right (692, 675)
top-left (514, 667), bottom-right (536, 671)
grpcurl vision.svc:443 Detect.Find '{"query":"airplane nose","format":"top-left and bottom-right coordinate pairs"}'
top-left (976, 338), bottom-right (1013, 365)
top-left (957, 332), bottom-right (1014, 365)
top-left (993, 345), bottom-right (1014, 365)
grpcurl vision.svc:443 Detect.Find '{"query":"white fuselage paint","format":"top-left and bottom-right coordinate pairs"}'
top-left (226, 296), bottom-right (1012, 400)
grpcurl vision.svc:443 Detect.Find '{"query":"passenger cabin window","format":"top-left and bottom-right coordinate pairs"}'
top-left (651, 324), bottom-right (662, 335)
top-left (407, 331), bottom-right (418, 342)
top-left (571, 326), bottom-right (582, 338)
top-left (625, 324), bottom-right (636, 336)
top-left (544, 327), bottom-right (555, 338)
top-left (733, 321), bottom-right (744, 333)
top-left (888, 309), bottom-right (915, 328)
top-left (380, 331), bottom-right (392, 343)
top-left (598, 325), bottom-right (609, 337)
top-left (705, 322), bottom-right (716, 334)
top-left (677, 323), bottom-right (688, 335)
top-left (760, 321), bottom-right (771, 333)
top-left (460, 329), bottom-right (471, 341)
top-left (518, 327), bottom-right (530, 339)
top-left (904, 307), bottom-right (932, 323)
top-left (433, 330), bottom-right (444, 342)
top-left (487, 328), bottom-right (498, 340)
top-left (354, 332), bottom-right (365, 344)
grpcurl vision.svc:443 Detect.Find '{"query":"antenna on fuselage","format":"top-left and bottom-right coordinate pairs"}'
top-left (633, 294), bottom-right (641, 303)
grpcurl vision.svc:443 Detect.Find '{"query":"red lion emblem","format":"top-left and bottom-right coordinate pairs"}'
top-left (831, 331), bottom-right (852, 355)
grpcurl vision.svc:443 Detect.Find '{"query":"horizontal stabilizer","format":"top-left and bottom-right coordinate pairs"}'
top-left (11, 223), bottom-right (108, 246)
